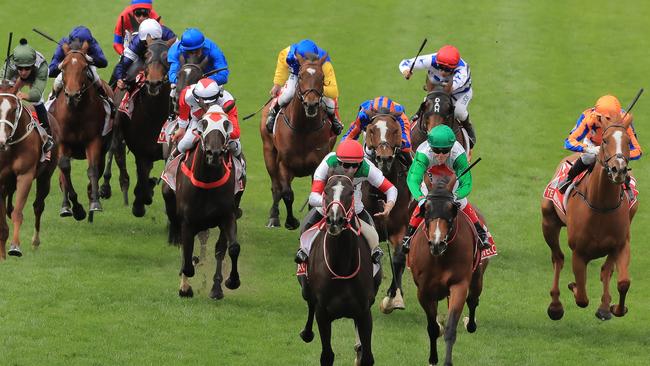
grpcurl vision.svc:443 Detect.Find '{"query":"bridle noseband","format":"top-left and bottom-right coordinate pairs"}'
top-left (62, 50), bottom-right (93, 104)
top-left (296, 66), bottom-right (324, 107)
top-left (423, 192), bottom-right (458, 254)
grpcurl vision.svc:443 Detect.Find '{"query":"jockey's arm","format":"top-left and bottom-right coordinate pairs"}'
top-left (452, 151), bottom-right (472, 200)
top-left (365, 160), bottom-right (397, 204)
top-left (308, 157), bottom-right (332, 208)
top-left (26, 63), bottom-right (49, 102)
top-left (564, 112), bottom-right (590, 153)
top-left (48, 44), bottom-right (66, 77)
top-left (273, 47), bottom-right (291, 87)
top-left (396, 107), bottom-right (412, 152)
top-left (341, 110), bottom-right (367, 141)
top-left (627, 124), bottom-right (643, 160)
top-left (451, 65), bottom-right (469, 92)
top-left (112, 8), bottom-right (129, 55)
top-left (222, 100), bottom-right (240, 139)
top-left (407, 151), bottom-right (430, 200)
top-left (207, 43), bottom-right (229, 85)
top-left (322, 62), bottom-right (339, 99)
top-left (88, 42), bottom-right (108, 69)
top-left (398, 53), bottom-right (434, 76)
top-left (167, 44), bottom-right (180, 84)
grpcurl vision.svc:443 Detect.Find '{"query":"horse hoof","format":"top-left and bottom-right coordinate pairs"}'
top-left (88, 211), bottom-right (94, 223)
top-left (547, 305), bottom-right (564, 320)
top-left (122, 190), bottom-right (129, 206)
top-left (595, 308), bottom-right (612, 321)
top-left (89, 201), bottom-right (103, 212)
top-left (610, 305), bottom-right (628, 317)
top-left (72, 206), bottom-right (87, 221)
top-left (209, 287), bottom-right (224, 300)
top-left (567, 282), bottom-right (576, 291)
top-left (464, 316), bottom-right (477, 333)
top-left (285, 217), bottom-right (300, 230)
top-left (225, 276), bottom-right (240, 290)
top-left (192, 256), bottom-right (200, 265)
top-left (379, 296), bottom-right (395, 314)
top-left (299, 329), bottom-right (314, 343)
top-left (132, 203), bottom-right (146, 217)
top-left (99, 184), bottom-right (112, 199)
top-left (8, 246), bottom-right (22, 257)
top-left (235, 208), bottom-right (243, 220)
top-left (60, 206), bottom-right (73, 217)
top-left (179, 287), bottom-right (194, 298)
top-left (143, 195), bottom-right (153, 206)
top-left (266, 218), bottom-right (280, 228)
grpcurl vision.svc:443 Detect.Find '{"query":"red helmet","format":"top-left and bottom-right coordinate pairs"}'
top-left (336, 140), bottom-right (364, 163)
top-left (436, 45), bottom-right (460, 69)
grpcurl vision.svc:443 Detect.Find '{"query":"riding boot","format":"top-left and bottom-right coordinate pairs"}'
top-left (34, 104), bottom-right (54, 152)
top-left (96, 82), bottom-right (116, 118)
top-left (266, 103), bottom-right (280, 133)
top-left (558, 158), bottom-right (589, 194)
top-left (400, 225), bottom-right (418, 254)
top-left (295, 248), bottom-right (309, 264)
top-left (166, 147), bottom-right (181, 165)
top-left (327, 111), bottom-right (344, 136)
top-left (460, 115), bottom-right (476, 148)
top-left (474, 222), bottom-right (491, 250)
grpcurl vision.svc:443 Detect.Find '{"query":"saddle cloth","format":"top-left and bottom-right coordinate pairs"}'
top-left (45, 93), bottom-right (112, 137)
top-left (118, 73), bottom-right (146, 120)
top-left (161, 152), bottom-right (245, 196)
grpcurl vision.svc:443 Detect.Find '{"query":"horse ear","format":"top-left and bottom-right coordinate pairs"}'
top-left (296, 54), bottom-right (305, 64)
top-left (443, 82), bottom-right (452, 94)
top-left (81, 41), bottom-right (89, 54)
top-left (62, 43), bottom-right (70, 55)
top-left (622, 113), bottom-right (633, 129)
top-left (199, 55), bottom-right (210, 69)
top-left (319, 53), bottom-right (328, 65)
top-left (145, 35), bottom-right (153, 46)
top-left (166, 37), bottom-right (177, 48)
top-left (179, 53), bottom-right (186, 65)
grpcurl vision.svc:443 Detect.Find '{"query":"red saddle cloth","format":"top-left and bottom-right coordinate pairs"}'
top-left (118, 72), bottom-right (146, 119)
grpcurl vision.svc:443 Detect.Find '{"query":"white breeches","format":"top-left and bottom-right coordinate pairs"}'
top-left (276, 74), bottom-right (335, 114)
top-left (452, 88), bottom-right (473, 121)
top-left (53, 66), bottom-right (101, 92)
top-left (177, 119), bottom-right (199, 154)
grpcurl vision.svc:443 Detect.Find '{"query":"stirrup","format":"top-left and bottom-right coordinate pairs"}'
top-left (401, 236), bottom-right (411, 254)
top-left (295, 249), bottom-right (309, 264)
top-left (478, 237), bottom-right (491, 251)
top-left (43, 137), bottom-right (55, 153)
top-left (266, 113), bottom-right (276, 133)
top-left (331, 118), bottom-right (343, 135)
top-left (557, 178), bottom-right (572, 194)
top-left (371, 247), bottom-right (384, 264)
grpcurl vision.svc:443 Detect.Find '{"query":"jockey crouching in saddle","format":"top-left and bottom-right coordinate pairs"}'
top-left (399, 44), bottom-right (477, 148)
top-left (0, 38), bottom-right (54, 152)
top-left (48, 26), bottom-right (115, 115)
top-left (402, 125), bottom-right (491, 252)
top-left (558, 95), bottom-right (642, 200)
top-left (341, 96), bottom-right (413, 165)
top-left (295, 139), bottom-right (397, 265)
top-left (114, 19), bottom-right (176, 93)
top-left (265, 39), bottom-right (344, 135)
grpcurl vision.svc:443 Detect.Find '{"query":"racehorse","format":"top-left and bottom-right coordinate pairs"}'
top-left (541, 115), bottom-right (637, 321)
top-left (0, 82), bottom-right (58, 259)
top-left (300, 173), bottom-right (381, 366)
top-left (260, 53), bottom-right (337, 230)
top-left (171, 53), bottom-right (208, 116)
top-left (116, 39), bottom-right (174, 217)
top-left (356, 110), bottom-right (413, 313)
top-left (49, 41), bottom-right (113, 222)
top-left (409, 172), bottom-right (488, 366)
top-left (162, 111), bottom-right (241, 299)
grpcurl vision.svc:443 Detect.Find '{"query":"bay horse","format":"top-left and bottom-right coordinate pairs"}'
top-left (50, 41), bottom-right (113, 222)
top-left (409, 173), bottom-right (488, 366)
top-left (300, 173), bottom-right (381, 366)
top-left (0, 82), bottom-right (58, 259)
top-left (171, 53), bottom-right (208, 116)
top-left (162, 110), bottom-right (241, 299)
top-left (116, 39), bottom-right (174, 217)
top-left (260, 53), bottom-right (337, 229)
top-left (541, 115), bottom-right (637, 321)
top-left (356, 110), bottom-right (412, 313)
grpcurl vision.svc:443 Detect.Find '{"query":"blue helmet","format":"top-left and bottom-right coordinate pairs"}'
top-left (294, 39), bottom-right (318, 57)
top-left (180, 28), bottom-right (205, 51)
top-left (69, 26), bottom-right (93, 43)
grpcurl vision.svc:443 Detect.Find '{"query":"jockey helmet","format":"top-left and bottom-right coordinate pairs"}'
top-left (69, 26), bottom-right (93, 43)
top-left (336, 140), bottom-right (364, 164)
top-left (180, 28), bottom-right (205, 51)
top-left (138, 19), bottom-right (162, 40)
top-left (192, 78), bottom-right (222, 103)
top-left (13, 39), bottom-right (36, 67)
top-left (131, 0), bottom-right (153, 8)
top-left (427, 125), bottom-right (456, 150)
top-left (294, 39), bottom-right (319, 57)
top-left (595, 95), bottom-right (622, 117)
top-left (436, 45), bottom-right (460, 69)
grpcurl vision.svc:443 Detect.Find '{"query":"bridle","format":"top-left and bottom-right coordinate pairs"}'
top-left (0, 93), bottom-right (34, 145)
top-left (366, 114), bottom-right (401, 159)
top-left (597, 124), bottom-right (630, 175)
top-left (423, 191), bottom-right (458, 255)
top-left (420, 91), bottom-right (454, 134)
top-left (323, 175), bottom-right (360, 235)
top-left (62, 51), bottom-right (93, 104)
top-left (296, 64), bottom-right (324, 107)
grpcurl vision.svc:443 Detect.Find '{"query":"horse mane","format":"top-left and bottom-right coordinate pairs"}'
top-left (302, 52), bottom-right (320, 62)
top-left (69, 39), bottom-right (84, 51)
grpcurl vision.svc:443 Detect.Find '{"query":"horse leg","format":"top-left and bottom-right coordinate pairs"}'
top-left (542, 203), bottom-right (565, 319)
top-left (315, 310), bottom-right (335, 366)
top-left (32, 165), bottom-right (53, 249)
top-left (100, 146), bottom-right (114, 199)
top-left (568, 252), bottom-right (589, 308)
top-left (210, 229), bottom-right (227, 300)
top-left (267, 184), bottom-right (282, 228)
top-left (262, 134), bottom-right (281, 228)
top-left (0, 193), bottom-right (8, 260)
top-left (596, 256), bottom-right (615, 320)
top-left (355, 310), bottom-right (374, 366)
top-left (132, 156), bottom-right (149, 217)
top-left (380, 241), bottom-right (407, 314)
top-left (300, 299), bottom-right (315, 343)
top-left (420, 294), bottom-right (440, 366)
top-left (611, 239), bottom-right (631, 317)
top-left (162, 184), bottom-right (180, 245)
top-left (443, 283), bottom-right (469, 366)
top-left (278, 164), bottom-right (299, 230)
top-left (86, 138), bottom-right (103, 213)
top-left (8, 173), bottom-right (35, 257)
top-left (59, 155), bottom-right (85, 220)
top-left (224, 217), bottom-right (241, 290)
top-left (465, 261), bottom-right (488, 333)
top-left (114, 136), bottom-right (129, 206)
top-left (178, 223), bottom-right (196, 297)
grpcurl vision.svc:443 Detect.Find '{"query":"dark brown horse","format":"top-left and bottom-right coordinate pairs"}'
top-left (260, 53), bottom-right (337, 229)
top-left (300, 174), bottom-right (381, 366)
top-left (0, 83), bottom-right (58, 259)
top-left (171, 53), bottom-right (209, 116)
top-left (162, 111), bottom-right (241, 299)
top-left (409, 173), bottom-right (488, 366)
top-left (49, 41), bottom-right (113, 222)
top-left (116, 39), bottom-right (174, 217)
top-left (542, 115), bottom-right (637, 321)
top-left (355, 110), bottom-right (412, 313)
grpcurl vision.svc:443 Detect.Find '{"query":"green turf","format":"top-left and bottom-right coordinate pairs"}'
top-left (1, 0), bottom-right (649, 365)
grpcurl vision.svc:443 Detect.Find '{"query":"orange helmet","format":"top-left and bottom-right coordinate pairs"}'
top-left (594, 95), bottom-right (621, 117)
top-left (336, 140), bottom-right (364, 163)
top-left (436, 45), bottom-right (460, 69)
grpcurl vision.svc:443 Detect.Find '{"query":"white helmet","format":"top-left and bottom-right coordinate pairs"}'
top-left (193, 78), bottom-right (223, 103)
top-left (138, 19), bottom-right (162, 40)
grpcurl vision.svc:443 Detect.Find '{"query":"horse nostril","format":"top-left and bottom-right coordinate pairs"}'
top-left (326, 217), bottom-right (333, 225)
top-left (611, 166), bottom-right (618, 174)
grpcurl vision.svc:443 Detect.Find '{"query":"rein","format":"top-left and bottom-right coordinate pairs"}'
top-left (0, 93), bottom-right (35, 144)
top-left (181, 123), bottom-right (232, 189)
top-left (62, 51), bottom-right (93, 100)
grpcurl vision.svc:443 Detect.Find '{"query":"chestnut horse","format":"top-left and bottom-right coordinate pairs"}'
top-left (49, 41), bottom-right (113, 222)
top-left (542, 115), bottom-right (638, 321)
top-left (0, 83), bottom-right (58, 259)
top-left (355, 110), bottom-right (413, 313)
top-left (300, 174), bottom-right (381, 366)
top-left (409, 173), bottom-right (488, 366)
top-left (260, 53), bottom-right (337, 229)
top-left (117, 39), bottom-right (174, 217)
top-left (162, 111), bottom-right (241, 299)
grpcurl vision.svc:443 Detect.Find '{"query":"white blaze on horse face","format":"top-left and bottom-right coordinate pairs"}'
top-left (184, 68), bottom-right (192, 79)
top-left (71, 58), bottom-right (77, 65)
top-left (306, 67), bottom-right (316, 75)
top-left (0, 99), bottom-right (12, 143)
top-left (331, 181), bottom-right (344, 217)
top-left (375, 119), bottom-right (388, 144)
top-left (433, 220), bottom-right (443, 243)
top-left (612, 130), bottom-right (624, 155)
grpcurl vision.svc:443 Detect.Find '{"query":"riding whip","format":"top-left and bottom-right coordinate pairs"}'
top-left (458, 157), bottom-right (482, 179)
top-left (32, 28), bottom-right (62, 46)
top-left (202, 67), bottom-right (229, 78)
top-left (621, 88), bottom-right (644, 122)
top-left (407, 38), bottom-right (428, 77)
top-left (242, 96), bottom-right (274, 120)
top-left (3, 32), bottom-right (12, 81)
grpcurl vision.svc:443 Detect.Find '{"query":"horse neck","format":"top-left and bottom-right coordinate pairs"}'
top-left (324, 228), bottom-right (361, 274)
top-left (287, 94), bottom-right (322, 129)
top-left (585, 163), bottom-right (622, 208)
top-left (186, 145), bottom-right (227, 183)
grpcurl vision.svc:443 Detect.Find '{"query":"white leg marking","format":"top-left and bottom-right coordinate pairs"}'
top-left (0, 99), bottom-right (12, 143)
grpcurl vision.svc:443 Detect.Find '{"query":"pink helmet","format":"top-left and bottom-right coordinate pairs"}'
top-left (436, 45), bottom-right (460, 69)
top-left (192, 78), bottom-right (222, 103)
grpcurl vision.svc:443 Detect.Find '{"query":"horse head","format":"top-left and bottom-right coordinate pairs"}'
top-left (197, 109), bottom-right (231, 166)
top-left (0, 83), bottom-right (23, 150)
top-left (365, 108), bottom-right (403, 173)
top-left (60, 41), bottom-right (91, 107)
top-left (296, 53), bottom-right (326, 118)
top-left (424, 173), bottom-right (458, 256)
top-left (143, 38), bottom-right (174, 96)
top-left (323, 172), bottom-right (356, 236)
top-left (173, 54), bottom-right (208, 113)
top-left (421, 88), bottom-right (455, 134)
top-left (599, 115), bottom-right (633, 185)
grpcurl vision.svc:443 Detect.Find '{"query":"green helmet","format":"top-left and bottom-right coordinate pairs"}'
top-left (13, 39), bottom-right (36, 67)
top-left (427, 125), bottom-right (456, 149)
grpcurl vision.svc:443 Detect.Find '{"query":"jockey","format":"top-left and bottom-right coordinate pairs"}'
top-left (398, 44), bottom-right (477, 147)
top-left (341, 96), bottom-right (412, 164)
top-left (402, 125), bottom-right (490, 252)
top-left (265, 39), bottom-right (343, 136)
top-left (48, 26), bottom-right (113, 109)
top-left (0, 38), bottom-right (54, 151)
top-left (167, 28), bottom-right (229, 96)
top-left (115, 19), bottom-right (176, 90)
top-left (295, 139), bottom-right (397, 265)
top-left (112, 0), bottom-right (161, 55)
top-left (558, 95), bottom-right (642, 197)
